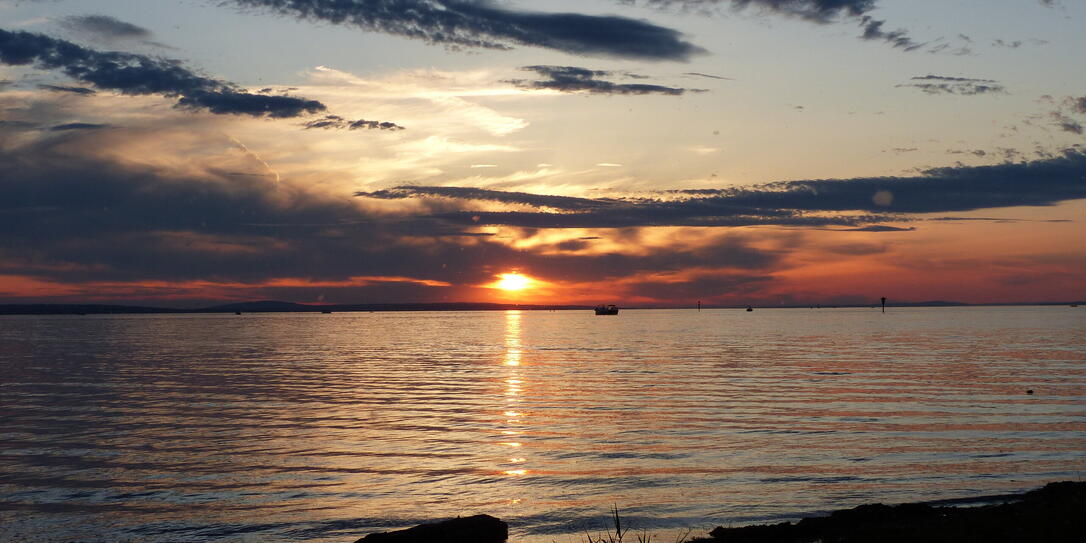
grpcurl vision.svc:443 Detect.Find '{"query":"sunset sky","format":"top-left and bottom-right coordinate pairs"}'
top-left (1, 0), bottom-right (1084, 307)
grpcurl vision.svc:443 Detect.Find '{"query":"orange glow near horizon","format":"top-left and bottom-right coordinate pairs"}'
top-left (4, 210), bottom-right (1085, 307)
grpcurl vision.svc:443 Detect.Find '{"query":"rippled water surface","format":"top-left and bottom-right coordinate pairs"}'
top-left (2, 307), bottom-right (1085, 542)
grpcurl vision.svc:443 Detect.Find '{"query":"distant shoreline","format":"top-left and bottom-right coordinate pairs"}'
top-left (0, 301), bottom-right (590, 316)
top-left (0, 300), bottom-right (1082, 316)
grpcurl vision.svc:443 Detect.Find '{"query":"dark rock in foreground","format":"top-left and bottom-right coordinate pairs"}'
top-left (697, 481), bottom-right (1086, 543)
top-left (356, 514), bottom-right (508, 543)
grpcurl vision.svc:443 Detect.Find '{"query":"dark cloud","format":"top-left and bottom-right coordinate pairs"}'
top-left (988, 38), bottom-right (1047, 49)
top-left (673, 152), bottom-right (1086, 213)
top-left (1068, 96), bottom-right (1086, 115)
top-left (947, 149), bottom-right (988, 157)
top-left (302, 115), bottom-right (405, 131)
top-left (349, 119), bottom-right (405, 130)
top-left (176, 91), bottom-right (324, 117)
top-left (425, 210), bottom-right (871, 228)
top-left (1052, 113), bottom-right (1083, 135)
top-left (49, 122), bottom-right (111, 131)
top-left (363, 150), bottom-right (1086, 228)
top-left (839, 225), bottom-right (916, 232)
top-left (924, 42), bottom-right (972, 56)
top-left (59, 14), bottom-right (152, 42)
top-left (857, 15), bottom-right (920, 51)
top-left (624, 0), bottom-right (875, 22)
top-left (0, 28), bottom-right (326, 118)
top-left (37, 84), bottom-right (97, 95)
top-left (359, 185), bottom-right (893, 229)
top-left (228, 0), bottom-right (704, 61)
top-left (1043, 96), bottom-right (1086, 134)
top-left (506, 65), bottom-right (700, 96)
top-left (897, 75), bottom-right (1006, 96)
top-left (623, 1), bottom-right (920, 50)
top-left (360, 186), bottom-right (617, 212)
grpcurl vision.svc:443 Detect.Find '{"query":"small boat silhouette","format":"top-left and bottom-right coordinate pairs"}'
top-left (594, 304), bottom-right (619, 315)
top-left (746, 305), bottom-right (753, 312)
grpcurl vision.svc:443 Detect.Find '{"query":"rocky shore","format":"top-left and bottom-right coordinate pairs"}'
top-left (355, 481), bottom-right (1085, 543)
top-left (691, 481), bottom-right (1085, 543)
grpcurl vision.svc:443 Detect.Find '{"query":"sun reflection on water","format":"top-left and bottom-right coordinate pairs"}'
top-left (500, 310), bottom-right (530, 481)
top-left (504, 310), bottom-right (522, 367)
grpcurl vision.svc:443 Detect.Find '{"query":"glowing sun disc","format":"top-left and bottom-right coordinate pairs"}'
top-left (495, 273), bottom-right (532, 291)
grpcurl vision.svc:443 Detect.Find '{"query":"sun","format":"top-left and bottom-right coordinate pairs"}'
top-left (494, 272), bottom-right (533, 291)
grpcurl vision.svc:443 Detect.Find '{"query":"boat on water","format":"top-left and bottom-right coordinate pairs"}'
top-left (594, 304), bottom-right (619, 315)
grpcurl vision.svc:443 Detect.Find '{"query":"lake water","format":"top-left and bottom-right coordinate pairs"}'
top-left (2, 307), bottom-right (1085, 542)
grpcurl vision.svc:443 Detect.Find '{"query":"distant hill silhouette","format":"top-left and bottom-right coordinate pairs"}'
top-left (0, 301), bottom-right (591, 315)
top-left (0, 304), bottom-right (180, 315)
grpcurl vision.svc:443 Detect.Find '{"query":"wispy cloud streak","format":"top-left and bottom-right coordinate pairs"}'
top-left (303, 115), bottom-right (405, 131)
top-left (897, 75), bottom-right (1006, 96)
top-left (58, 14), bottom-right (152, 42)
top-left (507, 65), bottom-right (700, 95)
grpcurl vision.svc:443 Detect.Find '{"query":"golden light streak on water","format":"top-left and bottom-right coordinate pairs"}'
top-left (500, 310), bottom-right (530, 484)
top-left (504, 311), bottom-right (523, 367)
